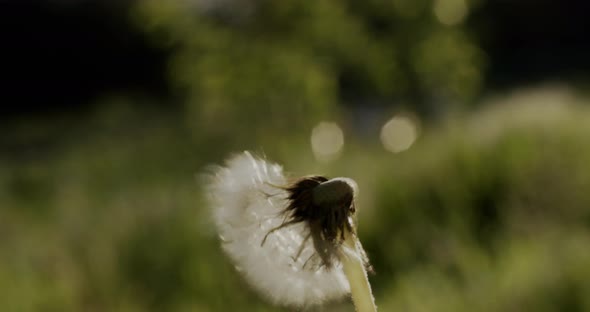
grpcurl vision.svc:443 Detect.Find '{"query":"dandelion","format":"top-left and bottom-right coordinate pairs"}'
top-left (207, 151), bottom-right (376, 311)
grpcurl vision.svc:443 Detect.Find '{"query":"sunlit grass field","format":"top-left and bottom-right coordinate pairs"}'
top-left (3, 88), bottom-right (590, 311)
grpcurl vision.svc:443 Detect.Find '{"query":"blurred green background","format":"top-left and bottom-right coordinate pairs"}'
top-left (3, 0), bottom-right (590, 311)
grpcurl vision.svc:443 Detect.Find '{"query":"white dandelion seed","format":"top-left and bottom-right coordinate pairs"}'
top-left (207, 151), bottom-right (376, 311)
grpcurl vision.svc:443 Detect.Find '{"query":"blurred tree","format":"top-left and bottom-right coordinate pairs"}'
top-left (134, 0), bottom-right (486, 144)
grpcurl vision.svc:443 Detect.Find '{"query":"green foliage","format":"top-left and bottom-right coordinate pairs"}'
top-left (134, 0), bottom-right (484, 141)
top-left (3, 89), bottom-right (590, 311)
top-left (367, 94), bottom-right (590, 311)
top-left (3, 1), bottom-right (589, 310)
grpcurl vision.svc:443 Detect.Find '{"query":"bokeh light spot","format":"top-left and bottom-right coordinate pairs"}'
top-left (311, 122), bottom-right (344, 162)
top-left (433, 0), bottom-right (468, 26)
top-left (380, 115), bottom-right (419, 153)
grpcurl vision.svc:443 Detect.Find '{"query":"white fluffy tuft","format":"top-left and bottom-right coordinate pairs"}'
top-left (207, 151), bottom-right (350, 307)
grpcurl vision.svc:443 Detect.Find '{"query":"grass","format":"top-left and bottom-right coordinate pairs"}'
top-left (2, 88), bottom-right (590, 311)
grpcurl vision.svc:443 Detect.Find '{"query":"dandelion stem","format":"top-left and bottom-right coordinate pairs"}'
top-left (341, 229), bottom-right (377, 312)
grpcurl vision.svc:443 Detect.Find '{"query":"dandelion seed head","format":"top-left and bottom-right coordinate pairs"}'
top-left (207, 152), bottom-right (351, 307)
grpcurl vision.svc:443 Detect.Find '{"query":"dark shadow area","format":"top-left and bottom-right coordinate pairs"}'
top-left (0, 0), bottom-right (171, 118)
top-left (471, 0), bottom-right (590, 88)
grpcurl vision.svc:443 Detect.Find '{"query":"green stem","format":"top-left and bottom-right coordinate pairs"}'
top-left (341, 230), bottom-right (377, 312)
